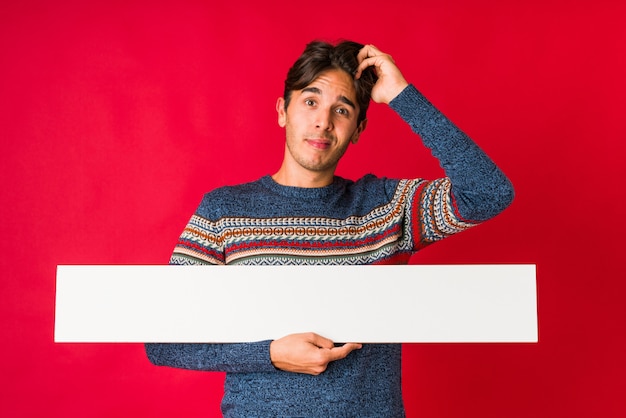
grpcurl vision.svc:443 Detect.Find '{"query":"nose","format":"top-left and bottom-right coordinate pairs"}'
top-left (315, 109), bottom-right (333, 131)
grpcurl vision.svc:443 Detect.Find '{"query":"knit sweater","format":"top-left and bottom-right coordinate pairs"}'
top-left (145, 85), bottom-right (514, 417)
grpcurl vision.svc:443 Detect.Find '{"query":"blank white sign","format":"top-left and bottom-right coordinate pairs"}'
top-left (54, 264), bottom-right (537, 343)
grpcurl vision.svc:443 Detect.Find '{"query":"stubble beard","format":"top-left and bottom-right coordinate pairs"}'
top-left (285, 134), bottom-right (351, 174)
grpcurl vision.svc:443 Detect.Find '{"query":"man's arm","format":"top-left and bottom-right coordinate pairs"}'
top-left (145, 225), bottom-right (280, 374)
top-left (145, 340), bottom-right (276, 373)
top-left (390, 85), bottom-right (514, 222)
top-left (145, 328), bottom-right (360, 375)
top-left (358, 44), bottom-right (514, 222)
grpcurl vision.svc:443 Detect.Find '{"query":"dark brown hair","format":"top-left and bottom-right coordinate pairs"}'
top-left (283, 40), bottom-right (377, 124)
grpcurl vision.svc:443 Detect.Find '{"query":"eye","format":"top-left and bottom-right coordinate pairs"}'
top-left (304, 99), bottom-right (316, 107)
top-left (335, 107), bottom-right (349, 116)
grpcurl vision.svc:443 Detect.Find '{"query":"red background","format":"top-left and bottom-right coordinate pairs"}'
top-left (2, 0), bottom-right (624, 416)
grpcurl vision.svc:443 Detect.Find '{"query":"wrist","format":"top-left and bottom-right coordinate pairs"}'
top-left (384, 81), bottom-right (409, 104)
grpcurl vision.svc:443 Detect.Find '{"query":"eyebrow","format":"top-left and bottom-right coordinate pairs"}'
top-left (301, 87), bottom-right (357, 110)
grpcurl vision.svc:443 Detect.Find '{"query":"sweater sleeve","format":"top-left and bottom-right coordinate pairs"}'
top-left (145, 340), bottom-right (276, 374)
top-left (389, 85), bottom-right (514, 222)
top-left (144, 222), bottom-right (278, 374)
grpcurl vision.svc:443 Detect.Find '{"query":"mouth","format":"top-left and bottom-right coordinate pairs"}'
top-left (306, 138), bottom-right (332, 150)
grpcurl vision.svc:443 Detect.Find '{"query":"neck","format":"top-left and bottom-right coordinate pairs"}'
top-left (272, 164), bottom-right (335, 188)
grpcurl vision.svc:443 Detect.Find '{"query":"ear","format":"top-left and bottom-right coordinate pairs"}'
top-left (351, 119), bottom-right (368, 144)
top-left (276, 97), bottom-right (286, 128)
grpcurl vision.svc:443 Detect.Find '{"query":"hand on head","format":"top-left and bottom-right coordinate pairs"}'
top-left (355, 44), bottom-right (409, 104)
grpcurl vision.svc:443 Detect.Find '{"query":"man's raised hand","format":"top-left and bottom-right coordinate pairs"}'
top-left (355, 44), bottom-right (409, 105)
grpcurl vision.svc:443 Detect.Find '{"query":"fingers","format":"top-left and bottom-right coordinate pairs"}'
top-left (355, 43), bottom-right (409, 104)
top-left (312, 342), bottom-right (363, 375)
top-left (270, 333), bottom-right (362, 375)
top-left (303, 333), bottom-right (362, 356)
top-left (356, 44), bottom-right (380, 63)
top-left (306, 332), bottom-right (336, 350)
top-left (326, 342), bottom-right (363, 362)
top-left (354, 44), bottom-right (391, 79)
top-left (356, 44), bottom-right (387, 63)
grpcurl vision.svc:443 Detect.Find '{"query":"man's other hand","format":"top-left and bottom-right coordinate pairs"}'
top-left (269, 332), bottom-right (362, 375)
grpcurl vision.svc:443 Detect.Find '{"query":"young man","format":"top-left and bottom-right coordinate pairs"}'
top-left (146, 40), bottom-right (514, 417)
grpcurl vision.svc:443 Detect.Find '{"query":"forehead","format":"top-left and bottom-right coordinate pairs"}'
top-left (303, 69), bottom-right (357, 100)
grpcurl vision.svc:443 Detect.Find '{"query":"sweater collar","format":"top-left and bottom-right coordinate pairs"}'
top-left (259, 175), bottom-right (347, 199)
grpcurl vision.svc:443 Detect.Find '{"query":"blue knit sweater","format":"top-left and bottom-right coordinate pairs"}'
top-left (145, 85), bottom-right (514, 417)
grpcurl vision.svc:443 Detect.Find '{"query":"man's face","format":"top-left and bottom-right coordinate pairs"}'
top-left (276, 69), bottom-right (367, 181)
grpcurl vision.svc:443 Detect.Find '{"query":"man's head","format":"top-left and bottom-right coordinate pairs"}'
top-left (282, 40), bottom-right (377, 125)
top-left (272, 40), bottom-right (378, 187)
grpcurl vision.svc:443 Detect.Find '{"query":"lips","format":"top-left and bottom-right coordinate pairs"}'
top-left (306, 138), bottom-right (332, 150)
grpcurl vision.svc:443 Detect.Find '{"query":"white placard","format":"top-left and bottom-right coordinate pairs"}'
top-left (54, 264), bottom-right (537, 343)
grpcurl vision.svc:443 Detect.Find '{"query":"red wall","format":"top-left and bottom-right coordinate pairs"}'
top-left (2, 1), bottom-right (624, 416)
